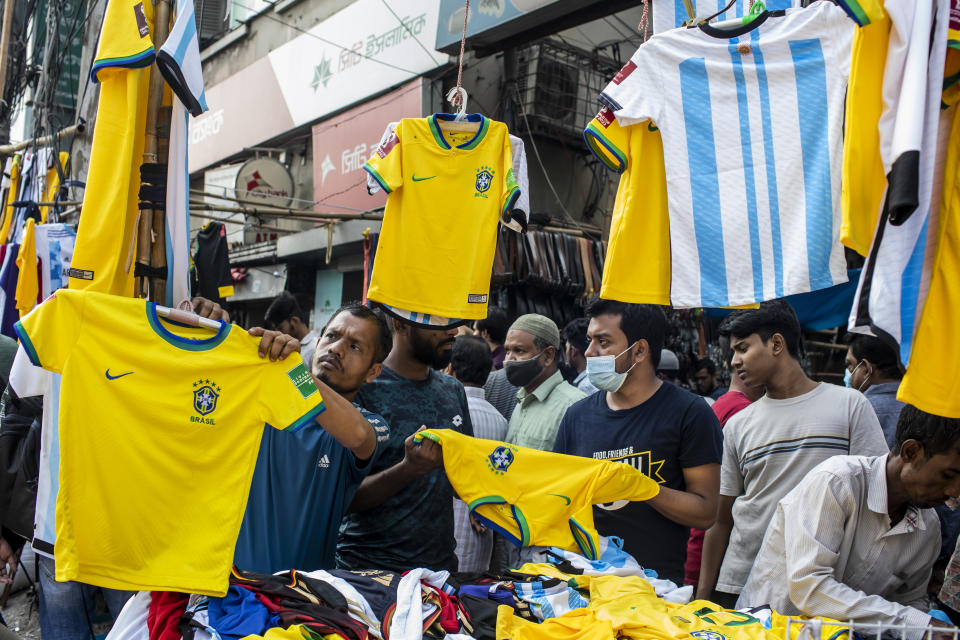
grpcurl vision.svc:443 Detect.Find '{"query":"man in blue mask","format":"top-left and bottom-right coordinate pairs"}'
top-left (552, 300), bottom-right (722, 584)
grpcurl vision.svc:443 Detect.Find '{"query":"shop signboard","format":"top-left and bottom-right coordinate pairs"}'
top-left (311, 79), bottom-right (423, 215)
top-left (189, 0), bottom-right (443, 173)
top-left (435, 0), bottom-right (602, 53)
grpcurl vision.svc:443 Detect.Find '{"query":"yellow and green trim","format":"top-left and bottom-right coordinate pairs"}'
top-left (13, 321), bottom-right (40, 367)
top-left (468, 495), bottom-right (531, 547)
top-left (428, 113), bottom-right (490, 150)
top-left (363, 162), bottom-right (391, 194)
top-left (569, 519), bottom-right (598, 560)
top-left (583, 123), bottom-right (627, 174)
top-left (90, 47), bottom-right (156, 83)
top-left (280, 401), bottom-right (327, 432)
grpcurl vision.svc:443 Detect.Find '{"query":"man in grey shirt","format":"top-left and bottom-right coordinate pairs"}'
top-left (845, 334), bottom-right (906, 448)
top-left (739, 404), bottom-right (960, 640)
top-left (698, 301), bottom-right (888, 607)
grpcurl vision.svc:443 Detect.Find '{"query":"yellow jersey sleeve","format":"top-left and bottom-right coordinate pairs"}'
top-left (593, 458), bottom-right (661, 504)
top-left (583, 108), bottom-right (631, 173)
top-left (91, 0), bottom-right (156, 82)
top-left (14, 288), bottom-right (87, 372)
top-left (363, 129), bottom-right (403, 194)
top-left (500, 137), bottom-right (521, 220)
top-left (257, 355), bottom-right (326, 432)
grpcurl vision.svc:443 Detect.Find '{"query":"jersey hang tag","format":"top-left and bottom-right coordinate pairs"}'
top-left (133, 3), bottom-right (150, 38)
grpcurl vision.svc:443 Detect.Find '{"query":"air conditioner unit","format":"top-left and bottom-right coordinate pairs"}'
top-left (515, 40), bottom-right (619, 142)
top-left (195, 0), bottom-right (228, 49)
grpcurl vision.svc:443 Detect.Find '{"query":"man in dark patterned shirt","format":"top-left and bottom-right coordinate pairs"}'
top-left (337, 318), bottom-right (473, 572)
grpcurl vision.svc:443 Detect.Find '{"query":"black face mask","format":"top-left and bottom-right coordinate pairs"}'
top-left (504, 351), bottom-right (545, 387)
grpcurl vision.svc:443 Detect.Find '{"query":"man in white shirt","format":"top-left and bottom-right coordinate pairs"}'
top-left (447, 335), bottom-right (509, 572)
top-left (740, 404), bottom-right (960, 639)
top-left (698, 300), bottom-right (888, 606)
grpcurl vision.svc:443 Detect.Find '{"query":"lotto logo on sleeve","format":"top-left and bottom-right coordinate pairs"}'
top-left (287, 362), bottom-right (319, 398)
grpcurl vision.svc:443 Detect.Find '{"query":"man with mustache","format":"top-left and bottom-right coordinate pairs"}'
top-left (740, 405), bottom-right (960, 638)
top-left (337, 317), bottom-right (473, 572)
top-left (234, 302), bottom-right (391, 572)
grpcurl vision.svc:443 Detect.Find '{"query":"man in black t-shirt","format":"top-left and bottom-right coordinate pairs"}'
top-left (553, 300), bottom-right (722, 583)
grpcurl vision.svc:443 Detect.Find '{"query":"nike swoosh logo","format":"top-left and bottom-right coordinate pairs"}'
top-left (105, 369), bottom-right (134, 380)
top-left (411, 174), bottom-right (436, 182)
top-left (548, 493), bottom-right (571, 505)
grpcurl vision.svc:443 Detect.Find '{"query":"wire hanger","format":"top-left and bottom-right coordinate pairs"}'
top-left (155, 304), bottom-right (224, 331)
top-left (437, 0), bottom-right (481, 134)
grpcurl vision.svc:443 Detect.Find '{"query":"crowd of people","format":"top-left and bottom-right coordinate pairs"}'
top-left (2, 291), bottom-right (960, 639)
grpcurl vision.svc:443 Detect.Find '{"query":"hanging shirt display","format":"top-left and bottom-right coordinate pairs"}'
top-left (584, 108), bottom-right (671, 305)
top-left (157, 0), bottom-right (208, 308)
top-left (193, 222), bottom-right (234, 303)
top-left (362, 114), bottom-right (520, 319)
top-left (68, 0), bottom-right (155, 296)
top-left (651, 0), bottom-right (800, 35)
top-left (8, 348), bottom-right (60, 558)
top-left (414, 429), bottom-right (660, 560)
top-left (599, 2), bottom-right (853, 308)
top-left (14, 289), bottom-right (327, 596)
top-left (839, 0), bottom-right (891, 256)
top-left (849, 0), bottom-right (951, 366)
top-left (367, 122), bottom-right (530, 232)
top-left (898, 61), bottom-right (960, 417)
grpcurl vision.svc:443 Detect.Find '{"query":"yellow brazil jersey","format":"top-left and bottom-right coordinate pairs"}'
top-left (14, 218), bottom-right (37, 317)
top-left (898, 91), bottom-right (960, 416)
top-left (0, 154), bottom-right (21, 243)
top-left (838, 0), bottom-right (889, 257)
top-left (583, 108), bottom-right (672, 305)
top-left (68, 0), bottom-right (155, 296)
top-left (363, 114), bottom-right (520, 319)
top-left (414, 429), bottom-right (659, 560)
top-left (14, 289), bottom-right (326, 596)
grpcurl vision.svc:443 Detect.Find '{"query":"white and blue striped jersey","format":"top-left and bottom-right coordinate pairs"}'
top-left (652, 0), bottom-right (801, 35)
top-left (848, 0), bottom-right (951, 367)
top-left (158, 0), bottom-right (208, 307)
top-left (600, 2), bottom-right (853, 308)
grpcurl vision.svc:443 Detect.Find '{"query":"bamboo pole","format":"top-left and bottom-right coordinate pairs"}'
top-left (0, 123), bottom-right (85, 155)
top-left (135, 0), bottom-right (172, 300)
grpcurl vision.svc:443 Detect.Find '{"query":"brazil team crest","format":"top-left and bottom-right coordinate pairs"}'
top-left (487, 444), bottom-right (517, 475)
top-left (193, 379), bottom-right (221, 416)
top-left (475, 166), bottom-right (494, 198)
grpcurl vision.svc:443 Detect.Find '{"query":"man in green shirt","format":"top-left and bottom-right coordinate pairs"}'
top-left (503, 314), bottom-right (586, 452)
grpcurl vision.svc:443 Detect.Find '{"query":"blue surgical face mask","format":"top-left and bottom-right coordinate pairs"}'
top-left (844, 360), bottom-right (866, 390)
top-left (586, 341), bottom-right (639, 392)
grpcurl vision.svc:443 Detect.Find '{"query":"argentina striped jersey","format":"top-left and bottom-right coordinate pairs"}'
top-left (599, 2), bottom-right (853, 308)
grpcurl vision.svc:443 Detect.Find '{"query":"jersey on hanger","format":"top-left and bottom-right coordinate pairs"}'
top-left (363, 114), bottom-right (520, 319)
top-left (414, 429), bottom-right (660, 560)
top-left (69, 0), bottom-right (155, 296)
top-left (584, 108), bottom-right (671, 305)
top-left (368, 121), bottom-right (530, 232)
top-left (15, 289), bottom-right (326, 595)
top-left (651, 0), bottom-right (800, 35)
top-left (600, 2), bottom-right (852, 308)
